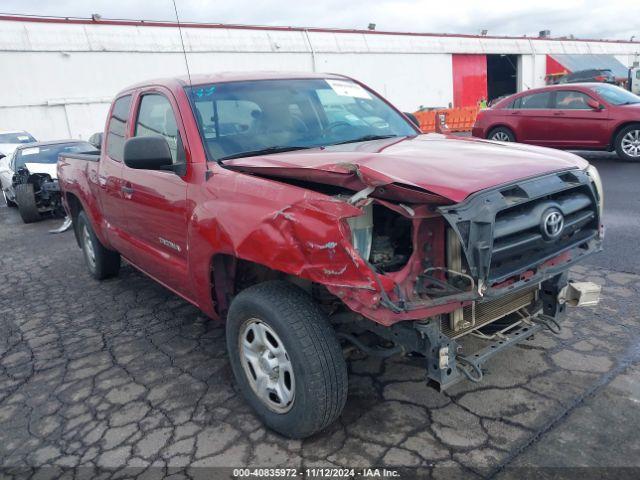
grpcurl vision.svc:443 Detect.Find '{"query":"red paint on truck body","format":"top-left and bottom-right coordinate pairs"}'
top-left (58, 72), bottom-right (588, 326)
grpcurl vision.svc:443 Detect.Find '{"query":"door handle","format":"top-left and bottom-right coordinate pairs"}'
top-left (553, 112), bottom-right (565, 116)
top-left (510, 111), bottom-right (521, 115)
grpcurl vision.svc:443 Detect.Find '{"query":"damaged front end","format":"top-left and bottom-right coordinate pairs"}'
top-left (334, 168), bottom-right (602, 389)
top-left (226, 161), bottom-right (603, 390)
top-left (12, 166), bottom-right (65, 217)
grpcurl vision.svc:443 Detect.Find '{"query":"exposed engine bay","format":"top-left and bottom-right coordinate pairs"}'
top-left (12, 167), bottom-right (65, 217)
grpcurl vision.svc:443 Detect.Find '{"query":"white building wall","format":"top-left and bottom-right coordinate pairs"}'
top-left (0, 18), bottom-right (639, 140)
top-left (518, 54), bottom-right (549, 91)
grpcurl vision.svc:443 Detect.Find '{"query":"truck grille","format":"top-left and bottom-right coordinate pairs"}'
top-left (443, 286), bottom-right (537, 338)
top-left (490, 185), bottom-right (598, 283)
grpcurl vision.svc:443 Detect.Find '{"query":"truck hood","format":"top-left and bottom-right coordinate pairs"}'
top-left (225, 134), bottom-right (588, 203)
top-left (25, 162), bottom-right (57, 179)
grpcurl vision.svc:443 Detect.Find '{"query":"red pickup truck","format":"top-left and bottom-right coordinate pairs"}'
top-left (58, 72), bottom-right (603, 438)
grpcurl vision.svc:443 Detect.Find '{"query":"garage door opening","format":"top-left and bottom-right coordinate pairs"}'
top-left (487, 54), bottom-right (518, 102)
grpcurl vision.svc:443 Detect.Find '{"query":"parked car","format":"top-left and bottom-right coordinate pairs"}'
top-left (0, 130), bottom-right (37, 158)
top-left (58, 72), bottom-right (603, 438)
top-left (472, 83), bottom-right (640, 161)
top-left (0, 140), bottom-right (97, 222)
top-left (558, 68), bottom-right (617, 85)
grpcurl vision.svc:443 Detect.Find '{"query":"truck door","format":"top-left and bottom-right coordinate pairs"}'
top-left (100, 94), bottom-right (134, 255)
top-left (120, 89), bottom-right (191, 297)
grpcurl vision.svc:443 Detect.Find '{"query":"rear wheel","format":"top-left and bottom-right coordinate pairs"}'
top-left (76, 211), bottom-right (121, 280)
top-left (15, 183), bottom-right (41, 223)
top-left (615, 124), bottom-right (640, 162)
top-left (226, 281), bottom-right (348, 439)
top-left (488, 126), bottom-right (515, 142)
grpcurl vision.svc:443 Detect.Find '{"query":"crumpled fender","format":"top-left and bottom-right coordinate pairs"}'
top-left (186, 169), bottom-right (394, 319)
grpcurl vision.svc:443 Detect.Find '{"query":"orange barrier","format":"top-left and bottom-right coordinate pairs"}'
top-left (414, 106), bottom-right (480, 133)
top-left (413, 110), bottom-right (437, 133)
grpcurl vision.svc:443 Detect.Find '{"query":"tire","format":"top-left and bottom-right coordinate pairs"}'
top-left (488, 126), bottom-right (516, 142)
top-left (76, 210), bottom-right (121, 280)
top-left (226, 280), bottom-right (348, 439)
top-left (15, 183), bottom-right (41, 223)
top-left (2, 186), bottom-right (16, 208)
top-left (614, 124), bottom-right (640, 162)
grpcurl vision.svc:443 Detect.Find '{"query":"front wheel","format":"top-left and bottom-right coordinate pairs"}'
top-left (15, 183), bottom-right (41, 223)
top-left (226, 281), bottom-right (348, 439)
top-left (488, 126), bottom-right (515, 142)
top-left (615, 124), bottom-right (640, 162)
top-left (76, 211), bottom-right (121, 280)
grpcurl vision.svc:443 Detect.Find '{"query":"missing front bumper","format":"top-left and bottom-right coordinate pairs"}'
top-left (426, 280), bottom-right (601, 391)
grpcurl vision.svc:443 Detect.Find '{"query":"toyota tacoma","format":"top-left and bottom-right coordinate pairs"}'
top-left (57, 72), bottom-right (603, 438)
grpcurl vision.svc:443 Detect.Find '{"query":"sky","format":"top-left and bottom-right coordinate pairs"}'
top-left (1, 0), bottom-right (639, 41)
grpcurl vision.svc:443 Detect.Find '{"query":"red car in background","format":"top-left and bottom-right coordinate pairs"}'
top-left (472, 83), bottom-right (640, 161)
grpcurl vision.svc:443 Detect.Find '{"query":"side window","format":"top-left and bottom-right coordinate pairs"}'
top-left (553, 91), bottom-right (592, 110)
top-left (106, 95), bottom-right (132, 161)
top-left (135, 94), bottom-right (183, 164)
top-left (519, 92), bottom-right (551, 109)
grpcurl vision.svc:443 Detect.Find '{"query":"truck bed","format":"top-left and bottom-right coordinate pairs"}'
top-left (59, 151), bottom-right (100, 162)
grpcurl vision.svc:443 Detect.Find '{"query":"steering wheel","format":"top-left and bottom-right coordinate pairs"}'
top-left (323, 121), bottom-right (353, 134)
top-left (369, 120), bottom-right (389, 129)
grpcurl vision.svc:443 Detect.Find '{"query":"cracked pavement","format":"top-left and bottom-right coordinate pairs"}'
top-left (1, 156), bottom-right (639, 479)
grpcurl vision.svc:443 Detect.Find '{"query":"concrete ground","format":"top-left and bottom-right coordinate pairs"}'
top-left (0, 150), bottom-right (639, 479)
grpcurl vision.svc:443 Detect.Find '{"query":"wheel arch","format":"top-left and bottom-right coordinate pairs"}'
top-left (64, 192), bottom-right (85, 247)
top-left (210, 253), bottom-right (296, 320)
top-left (487, 124), bottom-right (517, 141)
top-left (610, 121), bottom-right (640, 150)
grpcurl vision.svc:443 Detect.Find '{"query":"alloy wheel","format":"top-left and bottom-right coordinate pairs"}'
top-left (492, 131), bottom-right (511, 142)
top-left (621, 129), bottom-right (640, 158)
top-left (82, 224), bottom-right (96, 269)
top-left (239, 318), bottom-right (295, 413)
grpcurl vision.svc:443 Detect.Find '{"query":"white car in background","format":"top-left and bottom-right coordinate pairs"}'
top-left (0, 130), bottom-right (37, 158)
top-left (0, 140), bottom-right (97, 223)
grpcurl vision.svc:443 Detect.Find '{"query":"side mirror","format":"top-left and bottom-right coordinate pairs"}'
top-left (124, 136), bottom-right (173, 170)
top-left (404, 112), bottom-right (421, 128)
top-left (88, 132), bottom-right (103, 150)
top-left (586, 98), bottom-right (602, 110)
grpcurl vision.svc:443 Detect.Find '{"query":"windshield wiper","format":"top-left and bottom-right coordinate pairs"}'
top-left (330, 134), bottom-right (400, 146)
top-left (620, 101), bottom-right (640, 105)
top-left (218, 145), bottom-right (311, 162)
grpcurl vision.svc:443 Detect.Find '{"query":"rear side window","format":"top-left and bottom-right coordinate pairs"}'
top-left (135, 94), bottom-right (183, 164)
top-left (515, 92), bottom-right (551, 109)
top-left (106, 95), bottom-right (132, 161)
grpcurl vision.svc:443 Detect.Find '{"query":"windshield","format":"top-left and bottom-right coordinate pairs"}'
top-left (591, 84), bottom-right (640, 105)
top-left (186, 78), bottom-right (417, 161)
top-left (15, 142), bottom-right (96, 170)
top-left (0, 132), bottom-right (36, 144)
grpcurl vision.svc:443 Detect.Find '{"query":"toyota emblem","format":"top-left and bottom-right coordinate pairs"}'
top-left (541, 209), bottom-right (564, 239)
